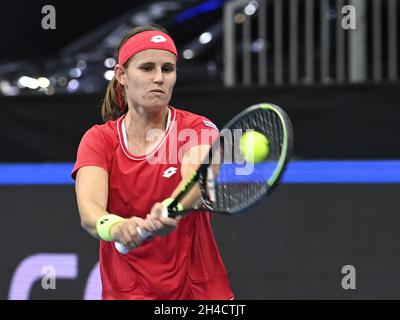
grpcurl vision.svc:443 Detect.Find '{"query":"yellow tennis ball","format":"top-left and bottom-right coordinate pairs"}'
top-left (240, 130), bottom-right (269, 163)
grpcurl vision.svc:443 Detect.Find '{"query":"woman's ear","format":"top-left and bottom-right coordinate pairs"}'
top-left (114, 64), bottom-right (127, 85)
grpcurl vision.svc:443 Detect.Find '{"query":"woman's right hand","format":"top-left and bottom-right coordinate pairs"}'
top-left (110, 217), bottom-right (149, 250)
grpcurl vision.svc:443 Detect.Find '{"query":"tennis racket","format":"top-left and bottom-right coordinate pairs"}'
top-left (115, 103), bottom-right (293, 253)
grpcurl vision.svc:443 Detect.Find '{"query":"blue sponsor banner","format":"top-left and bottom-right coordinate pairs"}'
top-left (0, 161), bottom-right (400, 185)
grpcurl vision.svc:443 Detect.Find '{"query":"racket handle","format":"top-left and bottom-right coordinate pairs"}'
top-left (115, 241), bottom-right (130, 254)
top-left (115, 226), bottom-right (153, 254)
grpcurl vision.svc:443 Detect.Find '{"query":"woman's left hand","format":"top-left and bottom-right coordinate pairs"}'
top-left (144, 202), bottom-right (181, 236)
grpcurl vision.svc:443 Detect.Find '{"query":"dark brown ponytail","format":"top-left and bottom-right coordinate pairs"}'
top-left (101, 24), bottom-right (170, 122)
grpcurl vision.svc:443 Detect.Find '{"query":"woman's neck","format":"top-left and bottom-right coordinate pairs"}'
top-left (124, 104), bottom-right (169, 145)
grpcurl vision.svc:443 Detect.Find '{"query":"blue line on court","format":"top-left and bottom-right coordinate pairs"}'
top-left (0, 163), bottom-right (74, 185)
top-left (281, 160), bottom-right (400, 183)
top-left (0, 161), bottom-right (400, 185)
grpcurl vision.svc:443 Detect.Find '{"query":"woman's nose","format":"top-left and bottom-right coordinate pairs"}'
top-left (153, 67), bottom-right (164, 83)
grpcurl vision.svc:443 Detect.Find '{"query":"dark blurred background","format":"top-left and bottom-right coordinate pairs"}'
top-left (1, 0), bottom-right (400, 300)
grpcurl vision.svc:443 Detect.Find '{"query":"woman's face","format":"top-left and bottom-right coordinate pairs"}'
top-left (119, 49), bottom-right (177, 110)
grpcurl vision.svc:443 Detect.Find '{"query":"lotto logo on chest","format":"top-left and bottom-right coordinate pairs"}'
top-left (162, 167), bottom-right (178, 178)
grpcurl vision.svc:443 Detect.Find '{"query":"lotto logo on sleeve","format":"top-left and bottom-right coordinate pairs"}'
top-left (151, 35), bottom-right (167, 43)
top-left (203, 120), bottom-right (217, 129)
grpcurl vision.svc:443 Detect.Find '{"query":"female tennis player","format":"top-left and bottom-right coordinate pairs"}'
top-left (71, 25), bottom-right (234, 300)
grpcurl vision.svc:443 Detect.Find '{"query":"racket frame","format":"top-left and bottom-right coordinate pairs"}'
top-left (167, 103), bottom-right (293, 218)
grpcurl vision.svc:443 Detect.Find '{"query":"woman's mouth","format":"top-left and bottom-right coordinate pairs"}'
top-left (150, 89), bottom-right (165, 94)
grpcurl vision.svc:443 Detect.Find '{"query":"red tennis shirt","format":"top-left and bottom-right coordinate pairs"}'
top-left (72, 106), bottom-right (233, 300)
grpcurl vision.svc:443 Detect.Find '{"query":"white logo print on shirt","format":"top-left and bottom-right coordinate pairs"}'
top-left (151, 35), bottom-right (167, 43)
top-left (162, 167), bottom-right (177, 178)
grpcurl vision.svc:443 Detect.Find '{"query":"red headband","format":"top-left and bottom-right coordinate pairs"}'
top-left (118, 30), bottom-right (178, 65)
top-left (116, 30), bottom-right (178, 109)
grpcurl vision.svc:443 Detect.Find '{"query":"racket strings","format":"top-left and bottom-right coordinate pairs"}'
top-left (205, 108), bottom-right (286, 213)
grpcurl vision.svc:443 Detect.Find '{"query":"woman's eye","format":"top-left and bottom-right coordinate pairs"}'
top-left (163, 67), bottom-right (174, 73)
top-left (141, 66), bottom-right (152, 71)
